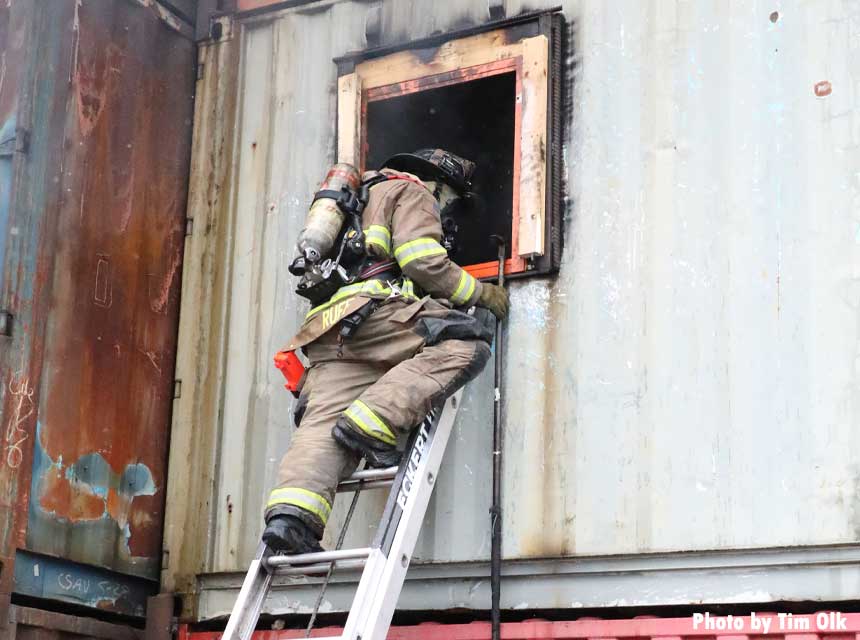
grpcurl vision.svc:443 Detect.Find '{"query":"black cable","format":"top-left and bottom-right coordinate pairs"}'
top-left (489, 237), bottom-right (506, 640)
top-left (305, 464), bottom-right (365, 638)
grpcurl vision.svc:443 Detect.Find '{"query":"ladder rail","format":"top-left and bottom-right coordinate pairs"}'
top-left (221, 391), bottom-right (462, 640)
top-left (221, 543), bottom-right (275, 640)
top-left (342, 391), bottom-right (461, 640)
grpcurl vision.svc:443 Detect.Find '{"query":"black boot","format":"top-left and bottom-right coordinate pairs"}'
top-left (332, 419), bottom-right (402, 468)
top-left (262, 514), bottom-right (323, 555)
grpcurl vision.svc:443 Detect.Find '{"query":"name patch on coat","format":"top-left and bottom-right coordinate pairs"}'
top-left (321, 301), bottom-right (350, 331)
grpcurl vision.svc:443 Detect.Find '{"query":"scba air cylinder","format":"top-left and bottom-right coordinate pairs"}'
top-left (296, 163), bottom-right (360, 264)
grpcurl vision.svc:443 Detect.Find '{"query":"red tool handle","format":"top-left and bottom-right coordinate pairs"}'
top-left (274, 350), bottom-right (305, 397)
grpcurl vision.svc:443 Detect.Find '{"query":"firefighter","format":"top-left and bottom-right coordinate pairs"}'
top-left (262, 149), bottom-right (509, 554)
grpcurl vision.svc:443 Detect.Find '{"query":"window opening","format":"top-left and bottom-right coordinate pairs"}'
top-left (365, 69), bottom-right (518, 273)
top-left (338, 15), bottom-right (564, 279)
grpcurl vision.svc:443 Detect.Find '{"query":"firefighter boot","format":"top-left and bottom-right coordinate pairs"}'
top-left (331, 416), bottom-right (402, 468)
top-left (261, 514), bottom-right (323, 555)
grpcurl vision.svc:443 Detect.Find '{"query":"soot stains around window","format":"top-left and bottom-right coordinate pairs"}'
top-left (365, 72), bottom-right (516, 267)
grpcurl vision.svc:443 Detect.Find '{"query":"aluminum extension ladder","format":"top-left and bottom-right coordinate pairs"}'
top-left (222, 390), bottom-right (463, 640)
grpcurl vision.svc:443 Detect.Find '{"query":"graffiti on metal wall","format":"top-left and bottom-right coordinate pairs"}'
top-left (5, 372), bottom-right (34, 469)
top-left (14, 548), bottom-right (154, 616)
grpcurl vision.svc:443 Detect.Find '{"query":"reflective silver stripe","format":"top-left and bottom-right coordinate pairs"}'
top-left (266, 487), bottom-right (332, 524)
top-left (393, 237), bottom-right (448, 268)
top-left (364, 225), bottom-right (391, 255)
top-left (450, 270), bottom-right (477, 305)
top-left (344, 399), bottom-right (396, 445)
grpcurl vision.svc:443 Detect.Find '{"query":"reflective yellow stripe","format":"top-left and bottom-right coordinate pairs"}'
top-left (305, 277), bottom-right (421, 322)
top-left (450, 270), bottom-right (477, 306)
top-left (344, 399), bottom-right (396, 445)
top-left (393, 237), bottom-right (448, 268)
top-left (266, 487), bottom-right (332, 524)
top-left (364, 225), bottom-right (391, 255)
top-left (305, 280), bottom-right (388, 320)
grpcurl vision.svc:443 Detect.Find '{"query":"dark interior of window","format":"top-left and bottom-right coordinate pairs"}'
top-left (365, 72), bottom-right (516, 266)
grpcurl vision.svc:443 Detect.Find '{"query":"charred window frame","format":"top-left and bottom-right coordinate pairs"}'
top-left (335, 10), bottom-right (564, 279)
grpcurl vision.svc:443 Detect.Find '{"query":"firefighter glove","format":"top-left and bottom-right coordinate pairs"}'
top-left (477, 283), bottom-right (509, 321)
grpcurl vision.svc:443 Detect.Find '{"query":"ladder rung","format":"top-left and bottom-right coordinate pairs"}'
top-left (342, 466), bottom-right (398, 483)
top-left (273, 558), bottom-right (367, 577)
top-left (265, 547), bottom-right (372, 568)
top-left (336, 478), bottom-right (393, 493)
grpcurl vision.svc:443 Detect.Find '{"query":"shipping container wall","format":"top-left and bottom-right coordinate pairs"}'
top-left (0, 0), bottom-right (37, 565)
top-left (0, 0), bottom-right (195, 617)
top-left (164, 0), bottom-right (860, 616)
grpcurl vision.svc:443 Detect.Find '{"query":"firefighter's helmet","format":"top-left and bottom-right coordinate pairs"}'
top-left (381, 149), bottom-right (476, 193)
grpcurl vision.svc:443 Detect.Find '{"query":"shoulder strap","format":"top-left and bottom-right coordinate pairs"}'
top-left (360, 173), bottom-right (390, 190)
top-left (382, 171), bottom-right (429, 191)
top-left (363, 170), bottom-right (430, 192)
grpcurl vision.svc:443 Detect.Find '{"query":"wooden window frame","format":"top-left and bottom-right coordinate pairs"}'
top-left (337, 26), bottom-right (556, 279)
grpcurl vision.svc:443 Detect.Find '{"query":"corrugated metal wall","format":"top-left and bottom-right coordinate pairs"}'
top-left (164, 0), bottom-right (860, 614)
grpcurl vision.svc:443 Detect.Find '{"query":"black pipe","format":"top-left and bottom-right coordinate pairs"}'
top-left (489, 236), bottom-right (506, 640)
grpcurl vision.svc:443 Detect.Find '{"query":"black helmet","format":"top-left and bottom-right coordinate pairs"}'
top-left (381, 149), bottom-right (476, 193)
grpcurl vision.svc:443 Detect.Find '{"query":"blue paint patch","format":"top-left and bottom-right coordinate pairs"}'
top-left (29, 421), bottom-right (58, 513)
top-left (30, 420), bottom-right (158, 556)
top-left (69, 452), bottom-right (114, 494)
top-left (0, 114), bottom-right (16, 283)
top-left (14, 549), bottom-right (156, 617)
top-left (120, 462), bottom-right (157, 496)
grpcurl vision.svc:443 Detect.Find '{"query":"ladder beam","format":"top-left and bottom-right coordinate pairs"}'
top-left (221, 389), bottom-right (464, 640)
top-left (341, 391), bottom-right (462, 640)
top-left (265, 547), bottom-right (371, 568)
top-left (221, 543), bottom-right (275, 640)
top-left (274, 558), bottom-right (367, 577)
top-left (336, 479), bottom-right (393, 493)
top-left (344, 466), bottom-right (398, 482)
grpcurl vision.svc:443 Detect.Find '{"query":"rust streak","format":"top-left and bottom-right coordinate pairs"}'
top-left (150, 250), bottom-right (182, 314)
top-left (38, 467), bottom-right (105, 521)
top-left (137, 348), bottom-right (162, 375)
top-left (814, 80), bottom-right (832, 97)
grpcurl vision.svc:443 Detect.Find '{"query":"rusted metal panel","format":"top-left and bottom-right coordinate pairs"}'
top-left (9, 604), bottom-right (143, 640)
top-left (0, 0), bottom-right (195, 614)
top-left (0, 0), bottom-right (76, 591)
top-left (0, 3), bottom-right (29, 295)
top-left (20, 0), bottom-right (195, 581)
top-left (144, 592), bottom-right (177, 640)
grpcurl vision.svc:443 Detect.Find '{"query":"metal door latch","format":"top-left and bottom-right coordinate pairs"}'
top-left (0, 311), bottom-right (13, 337)
top-left (0, 128), bottom-right (29, 156)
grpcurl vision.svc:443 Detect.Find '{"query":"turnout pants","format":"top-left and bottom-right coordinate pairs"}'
top-left (265, 297), bottom-right (493, 536)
